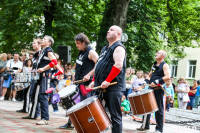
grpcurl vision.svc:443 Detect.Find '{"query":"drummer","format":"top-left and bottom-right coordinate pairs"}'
top-left (21, 38), bottom-right (42, 117)
top-left (88, 25), bottom-right (126, 133)
top-left (59, 33), bottom-right (98, 129)
top-left (137, 50), bottom-right (170, 133)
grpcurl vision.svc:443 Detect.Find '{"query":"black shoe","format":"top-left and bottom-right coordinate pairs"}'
top-left (128, 111), bottom-right (133, 116)
top-left (16, 109), bottom-right (27, 113)
top-left (136, 127), bottom-right (150, 131)
top-left (22, 115), bottom-right (37, 119)
top-left (59, 123), bottom-right (74, 129)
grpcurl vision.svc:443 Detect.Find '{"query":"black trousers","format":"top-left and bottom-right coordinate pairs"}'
top-left (154, 89), bottom-right (164, 132)
top-left (22, 85), bottom-right (32, 112)
top-left (104, 91), bottom-right (123, 133)
top-left (30, 75), bottom-right (49, 120)
top-left (142, 89), bottom-right (164, 132)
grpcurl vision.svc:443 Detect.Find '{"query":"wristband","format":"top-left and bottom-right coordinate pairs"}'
top-left (92, 75), bottom-right (95, 81)
top-left (105, 66), bottom-right (121, 82)
top-left (54, 70), bottom-right (63, 76)
top-left (49, 59), bottom-right (58, 68)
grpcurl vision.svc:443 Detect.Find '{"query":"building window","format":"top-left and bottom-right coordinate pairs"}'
top-left (188, 60), bottom-right (196, 78)
top-left (170, 61), bottom-right (178, 77)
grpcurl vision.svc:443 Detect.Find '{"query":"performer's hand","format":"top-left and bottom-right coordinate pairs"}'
top-left (101, 81), bottom-right (110, 89)
top-left (37, 68), bottom-right (44, 73)
top-left (88, 81), bottom-right (94, 88)
top-left (149, 82), bottom-right (156, 88)
top-left (83, 74), bottom-right (90, 82)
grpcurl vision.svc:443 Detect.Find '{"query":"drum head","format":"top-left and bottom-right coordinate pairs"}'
top-left (67, 96), bottom-right (98, 115)
top-left (128, 89), bottom-right (153, 97)
top-left (58, 85), bottom-right (77, 98)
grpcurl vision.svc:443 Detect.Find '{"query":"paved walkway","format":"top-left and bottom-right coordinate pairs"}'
top-left (0, 100), bottom-right (199, 133)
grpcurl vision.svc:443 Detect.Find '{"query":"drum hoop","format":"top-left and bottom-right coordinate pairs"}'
top-left (59, 85), bottom-right (77, 98)
top-left (134, 109), bottom-right (158, 116)
top-left (128, 89), bottom-right (153, 97)
top-left (67, 96), bottom-right (98, 115)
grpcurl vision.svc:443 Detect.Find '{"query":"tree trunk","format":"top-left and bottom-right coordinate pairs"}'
top-left (96, 0), bottom-right (130, 53)
top-left (43, 1), bottom-right (57, 35)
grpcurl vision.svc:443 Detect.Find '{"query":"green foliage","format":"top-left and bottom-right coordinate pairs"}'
top-left (0, 0), bottom-right (200, 70)
top-left (125, 0), bottom-right (200, 72)
top-left (0, 0), bottom-right (105, 62)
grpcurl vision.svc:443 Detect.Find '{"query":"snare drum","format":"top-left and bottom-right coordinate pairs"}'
top-left (67, 96), bottom-right (111, 133)
top-left (14, 83), bottom-right (30, 91)
top-left (128, 89), bottom-right (158, 115)
top-left (58, 85), bottom-right (80, 109)
top-left (31, 72), bottom-right (40, 81)
top-left (14, 72), bottom-right (32, 83)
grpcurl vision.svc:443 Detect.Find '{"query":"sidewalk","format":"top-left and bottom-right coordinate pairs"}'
top-left (0, 100), bottom-right (199, 133)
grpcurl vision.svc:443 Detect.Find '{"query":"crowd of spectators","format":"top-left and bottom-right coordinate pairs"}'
top-left (0, 52), bottom-right (75, 105)
top-left (0, 52), bottom-right (200, 113)
top-left (124, 68), bottom-right (200, 112)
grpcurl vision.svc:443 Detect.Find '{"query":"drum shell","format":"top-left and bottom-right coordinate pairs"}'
top-left (128, 90), bottom-right (158, 115)
top-left (68, 98), bottom-right (111, 133)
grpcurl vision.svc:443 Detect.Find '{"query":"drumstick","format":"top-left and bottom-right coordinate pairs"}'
top-left (93, 82), bottom-right (117, 90)
top-left (73, 80), bottom-right (84, 84)
top-left (85, 82), bottom-right (118, 94)
top-left (142, 83), bottom-right (170, 96)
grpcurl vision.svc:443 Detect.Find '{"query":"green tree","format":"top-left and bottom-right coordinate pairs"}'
top-left (125, 0), bottom-right (200, 72)
top-left (0, 0), bottom-right (105, 62)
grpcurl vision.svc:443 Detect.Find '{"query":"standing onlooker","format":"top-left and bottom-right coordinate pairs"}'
top-left (175, 77), bottom-right (190, 109)
top-left (124, 68), bottom-right (133, 99)
top-left (7, 53), bottom-right (12, 61)
top-left (163, 80), bottom-right (174, 111)
top-left (0, 53), bottom-right (8, 95)
top-left (193, 80), bottom-right (200, 108)
top-left (187, 80), bottom-right (197, 110)
top-left (132, 71), bottom-right (144, 92)
top-left (64, 63), bottom-right (74, 80)
top-left (131, 68), bottom-right (137, 79)
top-left (23, 59), bottom-right (33, 73)
top-left (29, 53), bottom-right (33, 61)
top-left (170, 77), bottom-right (176, 92)
top-left (0, 53), bottom-right (23, 101)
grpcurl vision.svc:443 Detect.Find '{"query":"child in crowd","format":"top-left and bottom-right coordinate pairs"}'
top-left (65, 73), bottom-right (73, 87)
top-left (193, 80), bottom-right (200, 108)
top-left (56, 74), bottom-right (67, 92)
top-left (175, 77), bottom-right (190, 109)
top-left (121, 95), bottom-right (130, 115)
top-left (163, 80), bottom-right (174, 111)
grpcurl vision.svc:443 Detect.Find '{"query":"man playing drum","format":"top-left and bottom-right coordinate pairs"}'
top-left (89, 25), bottom-right (126, 133)
top-left (137, 50), bottom-right (170, 133)
top-left (59, 33), bottom-right (98, 129)
top-left (20, 38), bottom-right (42, 116)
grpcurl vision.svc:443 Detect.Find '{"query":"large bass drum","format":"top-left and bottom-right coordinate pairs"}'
top-left (128, 89), bottom-right (158, 115)
top-left (67, 96), bottom-right (111, 133)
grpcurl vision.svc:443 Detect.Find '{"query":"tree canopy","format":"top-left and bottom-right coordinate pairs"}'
top-left (0, 0), bottom-right (199, 71)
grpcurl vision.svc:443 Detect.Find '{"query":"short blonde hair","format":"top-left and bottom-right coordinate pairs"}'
top-left (0, 53), bottom-right (7, 60)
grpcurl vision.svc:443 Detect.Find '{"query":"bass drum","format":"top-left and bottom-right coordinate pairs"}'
top-left (67, 96), bottom-right (111, 133)
top-left (128, 89), bottom-right (158, 115)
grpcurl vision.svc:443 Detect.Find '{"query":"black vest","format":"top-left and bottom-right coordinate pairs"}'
top-left (75, 46), bottom-right (95, 81)
top-left (94, 41), bottom-right (126, 91)
top-left (150, 61), bottom-right (165, 84)
top-left (36, 47), bottom-right (54, 74)
top-left (32, 51), bottom-right (39, 70)
top-left (36, 47), bottom-right (53, 69)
